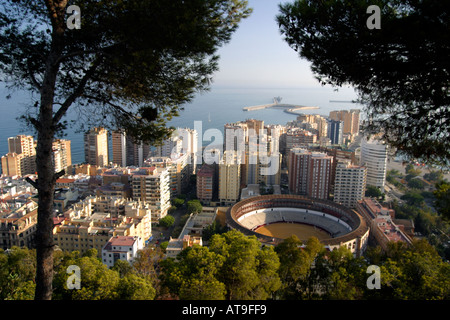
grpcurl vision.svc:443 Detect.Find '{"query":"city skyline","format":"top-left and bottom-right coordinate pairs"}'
top-left (0, 0), bottom-right (448, 303)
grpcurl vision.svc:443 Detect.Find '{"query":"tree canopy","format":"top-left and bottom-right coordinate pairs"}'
top-left (277, 0), bottom-right (450, 165)
top-left (0, 0), bottom-right (251, 300)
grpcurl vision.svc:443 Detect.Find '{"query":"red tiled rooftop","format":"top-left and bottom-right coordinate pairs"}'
top-left (108, 236), bottom-right (137, 247)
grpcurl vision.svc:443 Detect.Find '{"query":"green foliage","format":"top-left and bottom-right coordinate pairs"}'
top-left (0, 247), bottom-right (36, 300)
top-left (159, 241), bottom-right (169, 253)
top-left (187, 199), bottom-right (203, 214)
top-left (423, 170), bottom-right (444, 183)
top-left (52, 248), bottom-right (156, 300)
top-left (160, 230), bottom-right (281, 300)
top-left (405, 164), bottom-right (422, 177)
top-left (117, 274), bottom-right (156, 300)
top-left (365, 185), bottom-right (385, 201)
top-left (160, 245), bottom-right (226, 299)
top-left (401, 191), bottom-right (425, 207)
top-left (379, 240), bottom-right (450, 299)
top-left (407, 178), bottom-right (425, 190)
top-left (159, 215), bottom-right (175, 228)
top-left (434, 181), bottom-right (450, 221)
top-left (172, 198), bottom-right (185, 208)
top-left (277, 0), bottom-right (450, 164)
top-left (201, 220), bottom-right (229, 242)
top-left (391, 201), bottom-right (450, 260)
top-left (209, 230), bottom-right (281, 300)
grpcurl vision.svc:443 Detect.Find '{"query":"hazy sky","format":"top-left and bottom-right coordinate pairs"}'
top-left (213, 0), bottom-right (319, 88)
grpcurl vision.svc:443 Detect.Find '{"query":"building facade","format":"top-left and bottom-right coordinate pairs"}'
top-left (53, 196), bottom-right (152, 256)
top-left (327, 119), bottom-right (344, 145)
top-left (102, 235), bottom-right (144, 268)
top-left (84, 127), bottom-right (109, 167)
top-left (1, 135), bottom-right (36, 176)
top-left (218, 152), bottom-right (241, 205)
top-left (288, 148), bottom-right (333, 200)
top-left (356, 198), bottom-right (412, 251)
top-left (333, 160), bottom-right (367, 208)
top-left (144, 154), bottom-right (190, 197)
top-left (197, 164), bottom-right (215, 204)
top-left (360, 137), bottom-right (388, 189)
top-left (131, 167), bottom-right (170, 220)
top-left (52, 139), bottom-right (72, 173)
top-left (0, 200), bottom-right (38, 250)
top-left (112, 130), bottom-right (150, 167)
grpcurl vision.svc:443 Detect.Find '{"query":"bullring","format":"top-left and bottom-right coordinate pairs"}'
top-left (226, 194), bottom-right (370, 257)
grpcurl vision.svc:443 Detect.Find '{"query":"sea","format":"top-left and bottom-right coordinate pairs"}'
top-left (0, 85), bottom-right (362, 173)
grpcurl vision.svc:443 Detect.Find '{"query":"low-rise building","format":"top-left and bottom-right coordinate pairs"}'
top-left (53, 196), bottom-right (151, 256)
top-left (356, 198), bottom-right (412, 251)
top-left (0, 200), bottom-right (38, 250)
top-left (102, 235), bottom-right (143, 268)
top-left (166, 234), bottom-right (202, 259)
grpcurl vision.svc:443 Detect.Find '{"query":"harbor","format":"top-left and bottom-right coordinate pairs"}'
top-left (243, 97), bottom-right (319, 113)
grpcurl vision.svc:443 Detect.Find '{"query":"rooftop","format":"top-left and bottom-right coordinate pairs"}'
top-left (108, 236), bottom-right (137, 247)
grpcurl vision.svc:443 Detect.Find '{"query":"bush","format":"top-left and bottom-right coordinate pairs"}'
top-left (159, 215), bottom-right (175, 228)
top-left (187, 200), bottom-right (202, 214)
top-left (407, 178), bottom-right (425, 190)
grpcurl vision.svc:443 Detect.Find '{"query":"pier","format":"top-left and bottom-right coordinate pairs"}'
top-left (243, 103), bottom-right (319, 113)
top-left (243, 97), bottom-right (319, 113)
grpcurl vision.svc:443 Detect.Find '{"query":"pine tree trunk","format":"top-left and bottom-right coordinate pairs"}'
top-left (34, 78), bottom-right (57, 301)
top-left (33, 1), bottom-right (67, 300)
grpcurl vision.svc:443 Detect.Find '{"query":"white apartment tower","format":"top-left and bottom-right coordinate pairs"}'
top-left (360, 138), bottom-right (388, 190)
top-left (131, 167), bottom-right (170, 221)
top-left (334, 160), bottom-right (367, 209)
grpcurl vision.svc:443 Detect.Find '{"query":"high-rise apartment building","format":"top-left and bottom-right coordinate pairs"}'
top-left (2, 135), bottom-right (72, 176)
top-left (288, 148), bottom-right (311, 195)
top-left (144, 154), bottom-right (190, 197)
top-left (329, 109), bottom-right (360, 135)
top-left (288, 148), bottom-right (333, 200)
top-left (52, 139), bottom-right (72, 173)
top-left (112, 130), bottom-right (150, 167)
top-left (333, 160), bottom-right (367, 208)
top-left (307, 152), bottom-right (333, 199)
top-left (1, 135), bottom-right (36, 176)
top-left (112, 130), bottom-right (128, 167)
top-left (218, 151), bottom-right (241, 205)
top-left (1, 152), bottom-right (26, 177)
top-left (197, 164), bottom-right (215, 204)
top-left (131, 167), bottom-right (170, 220)
top-left (8, 135), bottom-right (35, 156)
top-left (327, 119), bottom-right (344, 145)
top-left (154, 128), bottom-right (198, 174)
top-left (284, 129), bottom-right (317, 155)
top-left (84, 127), bottom-right (109, 167)
top-left (360, 137), bottom-right (388, 189)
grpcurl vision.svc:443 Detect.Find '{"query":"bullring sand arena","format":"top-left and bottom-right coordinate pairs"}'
top-left (226, 194), bottom-right (370, 256)
top-left (255, 222), bottom-right (330, 241)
